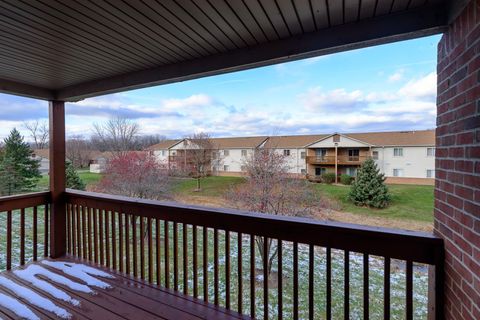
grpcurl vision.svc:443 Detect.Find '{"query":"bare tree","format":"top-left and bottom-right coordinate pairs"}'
top-left (23, 120), bottom-right (49, 149)
top-left (136, 134), bottom-right (166, 150)
top-left (186, 132), bottom-right (215, 191)
top-left (66, 135), bottom-right (93, 169)
top-left (226, 149), bottom-right (321, 276)
top-left (92, 117), bottom-right (140, 158)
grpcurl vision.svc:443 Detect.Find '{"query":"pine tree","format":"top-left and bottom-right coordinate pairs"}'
top-left (0, 128), bottom-right (41, 195)
top-left (66, 161), bottom-right (86, 191)
top-left (348, 158), bottom-right (391, 208)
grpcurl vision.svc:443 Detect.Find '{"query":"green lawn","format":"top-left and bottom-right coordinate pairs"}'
top-left (169, 176), bottom-right (245, 197)
top-left (314, 183), bottom-right (434, 222)
top-left (171, 176), bottom-right (434, 223)
top-left (35, 170), bottom-right (102, 191)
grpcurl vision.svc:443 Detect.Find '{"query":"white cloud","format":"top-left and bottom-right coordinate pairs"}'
top-left (388, 69), bottom-right (404, 82)
top-left (398, 72), bottom-right (437, 101)
top-left (299, 87), bottom-right (366, 112)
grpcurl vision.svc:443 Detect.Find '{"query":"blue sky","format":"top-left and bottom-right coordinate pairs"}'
top-left (0, 34), bottom-right (441, 141)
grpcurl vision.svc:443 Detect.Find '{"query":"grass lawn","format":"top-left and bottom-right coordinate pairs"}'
top-left (169, 176), bottom-right (245, 197)
top-left (314, 183), bottom-right (434, 223)
top-left (35, 170), bottom-right (103, 191)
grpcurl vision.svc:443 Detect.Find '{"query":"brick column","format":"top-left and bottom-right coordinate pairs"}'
top-left (435, 1), bottom-right (480, 319)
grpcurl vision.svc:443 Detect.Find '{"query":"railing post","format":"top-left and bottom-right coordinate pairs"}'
top-left (49, 100), bottom-right (66, 258)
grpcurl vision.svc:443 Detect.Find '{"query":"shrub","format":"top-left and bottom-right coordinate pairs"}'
top-left (66, 161), bottom-right (86, 190)
top-left (321, 172), bottom-right (336, 184)
top-left (348, 158), bottom-right (391, 208)
top-left (340, 174), bottom-right (353, 185)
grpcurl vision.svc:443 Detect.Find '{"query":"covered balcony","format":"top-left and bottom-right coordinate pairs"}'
top-left (0, 1), bottom-right (478, 319)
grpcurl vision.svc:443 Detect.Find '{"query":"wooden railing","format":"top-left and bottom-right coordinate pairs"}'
top-left (307, 155), bottom-right (371, 165)
top-left (64, 189), bottom-right (444, 320)
top-left (0, 192), bottom-right (50, 271)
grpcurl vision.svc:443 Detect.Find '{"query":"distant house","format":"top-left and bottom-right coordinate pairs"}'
top-left (32, 149), bottom-right (50, 174)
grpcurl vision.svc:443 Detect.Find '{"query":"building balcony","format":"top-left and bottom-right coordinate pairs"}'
top-left (306, 155), bottom-right (371, 165)
top-left (0, 190), bottom-right (444, 319)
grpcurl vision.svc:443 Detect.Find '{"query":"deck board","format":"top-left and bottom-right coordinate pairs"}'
top-left (0, 256), bottom-right (251, 320)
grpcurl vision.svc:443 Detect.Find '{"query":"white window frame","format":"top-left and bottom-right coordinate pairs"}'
top-left (427, 147), bottom-right (435, 157)
top-left (426, 169), bottom-right (435, 178)
top-left (393, 148), bottom-right (404, 157)
top-left (372, 151), bottom-right (379, 160)
top-left (241, 149), bottom-right (247, 157)
top-left (224, 150), bottom-right (230, 156)
top-left (393, 168), bottom-right (404, 177)
top-left (301, 169), bottom-right (306, 174)
top-left (283, 149), bottom-right (291, 156)
top-left (300, 151), bottom-right (306, 159)
top-left (223, 165), bottom-right (229, 171)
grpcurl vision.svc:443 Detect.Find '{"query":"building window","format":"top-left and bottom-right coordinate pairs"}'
top-left (283, 149), bottom-right (291, 156)
top-left (393, 169), bottom-right (404, 177)
top-left (346, 167), bottom-right (357, 176)
top-left (224, 150), bottom-right (229, 156)
top-left (301, 169), bottom-right (306, 174)
top-left (300, 151), bottom-right (306, 159)
top-left (372, 151), bottom-right (379, 160)
top-left (315, 167), bottom-right (326, 176)
top-left (394, 148), bottom-right (403, 157)
top-left (427, 169), bottom-right (435, 178)
top-left (172, 151), bottom-right (177, 156)
top-left (427, 147), bottom-right (435, 157)
top-left (241, 149), bottom-right (247, 157)
top-left (224, 165), bottom-right (229, 171)
top-left (240, 165), bottom-right (246, 171)
top-left (161, 150), bottom-right (166, 156)
top-left (348, 149), bottom-right (359, 161)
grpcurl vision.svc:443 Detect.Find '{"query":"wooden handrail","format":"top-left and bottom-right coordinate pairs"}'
top-left (0, 191), bottom-right (50, 212)
top-left (65, 189), bottom-right (442, 264)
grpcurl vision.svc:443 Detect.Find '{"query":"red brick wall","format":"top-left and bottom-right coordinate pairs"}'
top-left (435, 1), bottom-right (480, 319)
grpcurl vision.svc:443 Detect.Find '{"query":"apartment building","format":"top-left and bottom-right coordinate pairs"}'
top-left (148, 130), bottom-right (435, 185)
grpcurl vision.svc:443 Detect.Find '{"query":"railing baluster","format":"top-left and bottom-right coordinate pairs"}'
top-left (65, 204), bottom-right (70, 255)
top-left (214, 228), bottom-right (219, 305)
top-left (384, 257), bottom-right (391, 320)
top-left (173, 221), bottom-right (178, 290)
top-left (99, 209), bottom-right (104, 266)
top-left (105, 209), bottom-right (110, 268)
top-left (364, 253), bottom-right (369, 319)
top-left (326, 247), bottom-right (332, 320)
top-left (87, 207), bottom-right (92, 262)
top-left (183, 223), bottom-right (188, 295)
top-left (225, 230), bottom-right (230, 310)
top-left (164, 220), bottom-right (170, 288)
top-left (125, 213), bottom-right (130, 275)
top-left (148, 218), bottom-right (153, 283)
top-left (82, 206), bottom-right (87, 259)
top-left (203, 226), bottom-right (208, 302)
top-left (238, 232), bottom-right (243, 315)
top-left (193, 225), bottom-right (198, 298)
top-left (250, 234), bottom-right (255, 319)
top-left (278, 239), bottom-right (283, 320)
top-left (133, 215), bottom-right (137, 277)
top-left (156, 219), bottom-right (161, 285)
top-left (344, 250), bottom-right (350, 320)
top-left (44, 204), bottom-right (49, 257)
top-left (263, 237), bottom-right (268, 320)
top-left (309, 244), bottom-right (314, 320)
top-left (20, 208), bottom-right (25, 265)
top-left (93, 208), bottom-right (98, 264)
top-left (6, 210), bottom-right (12, 270)
top-left (293, 242), bottom-right (298, 320)
top-left (111, 210), bottom-right (116, 270)
top-left (406, 260), bottom-right (413, 320)
top-left (76, 205), bottom-right (81, 258)
top-left (71, 205), bottom-right (76, 256)
top-left (33, 206), bottom-right (38, 261)
top-left (140, 217), bottom-right (145, 280)
top-left (118, 212), bottom-right (123, 273)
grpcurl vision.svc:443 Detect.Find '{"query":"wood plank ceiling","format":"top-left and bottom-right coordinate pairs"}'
top-left (0, 0), bottom-right (460, 101)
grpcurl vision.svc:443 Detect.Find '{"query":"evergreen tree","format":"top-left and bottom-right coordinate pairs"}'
top-left (66, 161), bottom-right (86, 191)
top-left (0, 128), bottom-right (41, 195)
top-left (348, 158), bottom-right (391, 208)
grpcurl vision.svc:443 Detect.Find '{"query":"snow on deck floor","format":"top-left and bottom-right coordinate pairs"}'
top-left (0, 257), bottom-right (248, 320)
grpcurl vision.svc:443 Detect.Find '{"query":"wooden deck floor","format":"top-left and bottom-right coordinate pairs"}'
top-left (0, 256), bottom-right (250, 320)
